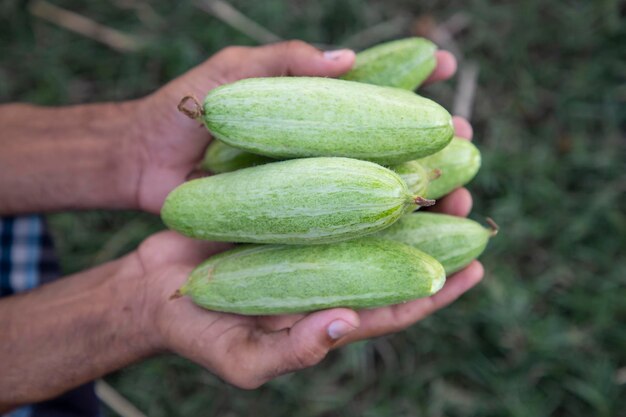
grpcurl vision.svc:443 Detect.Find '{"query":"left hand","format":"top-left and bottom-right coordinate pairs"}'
top-left (128, 40), bottom-right (457, 214)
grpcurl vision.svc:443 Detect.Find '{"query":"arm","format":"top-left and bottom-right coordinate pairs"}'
top-left (0, 253), bottom-right (155, 412)
top-left (0, 41), bottom-right (456, 216)
top-left (0, 102), bottom-right (140, 215)
top-left (1, 227), bottom-right (482, 412)
top-left (0, 41), bottom-right (356, 216)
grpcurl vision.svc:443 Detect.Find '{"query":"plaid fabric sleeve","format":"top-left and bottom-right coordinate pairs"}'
top-left (1, 215), bottom-right (101, 417)
top-left (1, 215), bottom-right (50, 296)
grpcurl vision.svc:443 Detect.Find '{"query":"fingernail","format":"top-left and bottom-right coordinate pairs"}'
top-left (323, 49), bottom-right (353, 61)
top-left (327, 320), bottom-right (356, 340)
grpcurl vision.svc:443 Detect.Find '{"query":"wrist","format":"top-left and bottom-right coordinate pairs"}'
top-left (126, 90), bottom-right (213, 214)
top-left (105, 100), bottom-right (146, 211)
top-left (106, 252), bottom-right (166, 358)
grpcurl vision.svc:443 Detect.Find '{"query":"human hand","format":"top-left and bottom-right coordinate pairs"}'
top-left (128, 40), bottom-right (458, 214)
top-left (134, 116), bottom-right (482, 389)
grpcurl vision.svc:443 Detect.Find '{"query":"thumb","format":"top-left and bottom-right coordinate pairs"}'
top-left (251, 40), bottom-right (355, 77)
top-left (253, 308), bottom-right (359, 384)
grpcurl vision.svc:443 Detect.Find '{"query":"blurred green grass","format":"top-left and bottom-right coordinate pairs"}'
top-left (1, 0), bottom-right (625, 416)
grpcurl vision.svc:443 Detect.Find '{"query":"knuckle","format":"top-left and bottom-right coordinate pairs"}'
top-left (218, 352), bottom-right (271, 390)
top-left (391, 298), bottom-right (435, 330)
top-left (292, 341), bottom-right (327, 369)
top-left (137, 233), bottom-right (159, 254)
top-left (245, 341), bottom-right (330, 386)
top-left (220, 364), bottom-right (260, 389)
top-left (281, 39), bottom-right (308, 52)
top-left (392, 304), bottom-right (413, 326)
top-left (218, 45), bottom-right (249, 58)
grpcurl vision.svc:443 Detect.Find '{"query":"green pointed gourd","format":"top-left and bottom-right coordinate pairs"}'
top-left (376, 212), bottom-right (497, 275)
top-left (341, 37), bottom-right (437, 91)
top-left (199, 143), bottom-right (441, 201)
top-left (178, 238), bottom-right (446, 315)
top-left (197, 144), bottom-right (438, 213)
top-left (161, 157), bottom-right (433, 245)
top-left (418, 137), bottom-right (481, 199)
top-left (181, 77), bottom-right (453, 165)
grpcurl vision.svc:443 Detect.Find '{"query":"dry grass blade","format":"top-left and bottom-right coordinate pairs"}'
top-left (112, 0), bottom-right (165, 28)
top-left (95, 380), bottom-right (147, 417)
top-left (194, 0), bottom-right (282, 44)
top-left (412, 14), bottom-right (463, 58)
top-left (29, 0), bottom-right (145, 53)
top-left (441, 12), bottom-right (471, 36)
top-left (412, 13), bottom-right (478, 121)
top-left (453, 61), bottom-right (479, 121)
top-left (341, 15), bottom-right (412, 50)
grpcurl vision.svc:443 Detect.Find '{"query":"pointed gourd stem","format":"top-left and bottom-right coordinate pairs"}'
top-left (169, 289), bottom-right (183, 300)
top-left (486, 217), bottom-right (499, 237)
top-left (178, 95), bottom-right (204, 120)
top-left (429, 168), bottom-right (442, 181)
top-left (414, 196), bottom-right (436, 207)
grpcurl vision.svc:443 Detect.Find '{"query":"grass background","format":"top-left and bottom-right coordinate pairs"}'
top-left (1, 0), bottom-right (625, 416)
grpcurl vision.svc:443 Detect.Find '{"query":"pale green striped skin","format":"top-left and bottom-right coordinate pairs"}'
top-left (418, 137), bottom-right (481, 199)
top-left (376, 212), bottom-right (492, 275)
top-left (161, 157), bottom-right (419, 244)
top-left (341, 37), bottom-right (437, 91)
top-left (181, 238), bottom-right (446, 315)
top-left (200, 139), bottom-right (274, 174)
top-left (201, 77), bottom-right (453, 165)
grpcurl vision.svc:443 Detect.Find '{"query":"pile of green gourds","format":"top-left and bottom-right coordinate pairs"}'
top-left (162, 38), bottom-right (496, 315)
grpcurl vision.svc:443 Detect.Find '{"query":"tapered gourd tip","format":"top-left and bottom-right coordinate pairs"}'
top-left (486, 217), bottom-right (499, 237)
top-left (178, 95), bottom-right (204, 120)
top-left (414, 196), bottom-right (436, 207)
top-left (169, 289), bottom-right (184, 301)
top-left (431, 273), bottom-right (446, 294)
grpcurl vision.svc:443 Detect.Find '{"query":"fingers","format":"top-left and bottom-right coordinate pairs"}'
top-left (261, 40), bottom-right (355, 77)
top-left (424, 50), bottom-right (457, 85)
top-left (205, 42), bottom-right (457, 89)
top-left (336, 261), bottom-right (484, 346)
top-left (427, 115), bottom-right (473, 216)
top-left (452, 116), bottom-right (474, 140)
top-left (208, 42), bottom-right (461, 89)
top-left (381, 261), bottom-right (484, 330)
top-left (426, 261), bottom-right (484, 309)
top-left (429, 187), bottom-right (473, 217)
top-left (235, 308), bottom-right (359, 388)
top-left (221, 40), bottom-right (355, 80)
